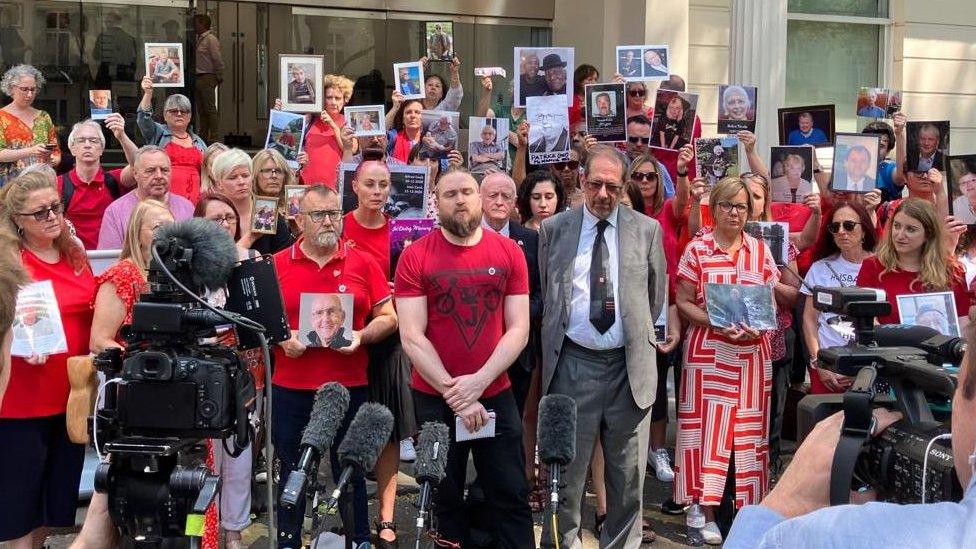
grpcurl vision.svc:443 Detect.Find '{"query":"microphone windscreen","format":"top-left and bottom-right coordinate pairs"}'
top-left (300, 382), bottom-right (351, 454)
top-left (414, 421), bottom-right (450, 484)
top-left (154, 218), bottom-right (239, 291)
top-left (537, 394), bottom-right (577, 466)
top-left (875, 324), bottom-right (941, 348)
top-left (337, 402), bottom-right (393, 472)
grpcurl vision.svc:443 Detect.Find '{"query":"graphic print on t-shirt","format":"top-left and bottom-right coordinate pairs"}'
top-left (428, 267), bottom-right (508, 348)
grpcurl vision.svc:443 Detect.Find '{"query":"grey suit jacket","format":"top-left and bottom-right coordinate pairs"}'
top-left (538, 205), bottom-right (667, 409)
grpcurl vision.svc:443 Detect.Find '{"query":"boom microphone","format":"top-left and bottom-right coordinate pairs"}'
top-left (280, 383), bottom-right (350, 510)
top-left (874, 324), bottom-right (966, 363)
top-left (325, 403), bottom-right (394, 513)
top-left (537, 394), bottom-right (577, 513)
top-left (152, 217), bottom-right (239, 292)
top-left (413, 422), bottom-right (450, 547)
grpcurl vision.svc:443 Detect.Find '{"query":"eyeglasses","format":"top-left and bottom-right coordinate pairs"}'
top-left (827, 220), bottom-right (861, 234)
top-left (302, 209), bottom-right (343, 223)
top-left (717, 201), bottom-right (749, 214)
top-left (584, 180), bottom-right (624, 195)
top-left (628, 136), bottom-right (650, 145)
top-left (73, 137), bottom-right (101, 145)
top-left (628, 90), bottom-right (646, 97)
top-left (260, 168), bottom-right (285, 176)
top-left (15, 86), bottom-right (36, 94)
top-left (18, 202), bottom-right (62, 221)
top-left (165, 108), bottom-right (190, 115)
top-left (631, 171), bottom-right (659, 182)
top-left (552, 160), bottom-right (580, 171)
top-left (208, 214), bottom-right (238, 226)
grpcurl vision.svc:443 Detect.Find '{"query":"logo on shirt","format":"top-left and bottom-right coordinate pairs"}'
top-left (428, 268), bottom-right (507, 348)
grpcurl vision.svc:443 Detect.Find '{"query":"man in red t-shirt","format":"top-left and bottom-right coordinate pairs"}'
top-left (395, 170), bottom-right (533, 547)
top-left (272, 185), bottom-right (397, 547)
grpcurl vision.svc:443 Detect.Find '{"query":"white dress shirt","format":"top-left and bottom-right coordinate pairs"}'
top-left (481, 216), bottom-right (510, 237)
top-left (566, 205), bottom-right (623, 349)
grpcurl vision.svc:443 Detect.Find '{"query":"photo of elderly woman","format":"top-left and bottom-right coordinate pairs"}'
top-left (717, 84), bottom-right (757, 133)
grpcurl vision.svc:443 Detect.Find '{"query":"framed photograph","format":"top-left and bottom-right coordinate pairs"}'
top-left (420, 110), bottom-right (459, 161)
top-left (694, 137), bottom-right (740, 189)
top-left (285, 185), bottom-right (305, 220)
top-left (717, 85), bottom-right (757, 134)
top-left (251, 196), bottom-right (279, 235)
top-left (585, 82), bottom-right (626, 143)
top-left (424, 21), bottom-right (454, 61)
top-left (264, 110), bottom-right (308, 169)
top-left (144, 43), bottom-right (184, 87)
top-left (339, 163), bottom-right (429, 219)
top-left (394, 61), bottom-right (425, 100)
top-left (298, 293), bottom-right (355, 349)
top-left (770, 146), bottom-right (815, 203)
top-left (89, 89), bottom-right (113, 120)
top-left (527, 95), bottom-right (571, 165)
top-left (947, 155), bottom-right (976, 225)
top-left (778, 105), bottom-right (835, 147)
top-left (279, 54), bottom-right (324, 113)
top-left (856, 87), bottom-right (891, 119)
top-left (830, 133), bottom-right (880, 194)
top-left (744, 222), bottom-right (790, 266)
top-left (514, 47), bottom-right (574, 107)
top-left (0, 2), bottom-right (24, 28)
top-left (468, 116), bottom-right (510, 174)
top-left (391, 218), bottom-right (436, 274)
top-left (650, 89), bottom-right (698, 150)
top-left (345, 105), bottom-right (385, 137)
top-left (897, 292), bottom-right (960, 337)
top-left (704, 283), bottom-right (776, 331)
top-left (906, 120), bottom-right (950, 173)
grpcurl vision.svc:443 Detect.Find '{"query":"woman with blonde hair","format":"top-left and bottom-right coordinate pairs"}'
top-left (770, 153), bottom-right (813, 203)
top-left (857, 197), bottom-right (971, 328)
top-left (252, 147), bottom-right (294, 216)
top-left (200, 142), bottom-right (229, 194)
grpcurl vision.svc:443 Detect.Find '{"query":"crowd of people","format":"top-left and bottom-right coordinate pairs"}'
top-left (0, 34), bottom-right (975, 549)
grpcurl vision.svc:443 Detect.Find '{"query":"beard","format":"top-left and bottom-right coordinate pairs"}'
top-left (438, 207), bottom-right (481, 238)
top-left (313, 229), bottom-right (339, 249)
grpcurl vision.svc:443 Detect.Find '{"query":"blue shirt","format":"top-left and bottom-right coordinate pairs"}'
top-left (659, 161), bottom-right (675, 199)
top-left (858, 105), bottom-right (886, 118)
top-left (726, 477), bottom-right (976, 548)
top-left (787, 128), bottom-right (828, 146)
top-left (876, 158), bottom-right (902, 202)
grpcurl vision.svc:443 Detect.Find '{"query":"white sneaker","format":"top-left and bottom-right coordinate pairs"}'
top-left (702, 521), bottom-right (723, 545)
top-left (399, 438), bottom-right (416, 462)
top-left (647, 448), bottom-right (675, 482)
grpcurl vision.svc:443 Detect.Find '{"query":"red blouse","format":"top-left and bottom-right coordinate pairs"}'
top-left (91, 259), bottom-right (147, 325)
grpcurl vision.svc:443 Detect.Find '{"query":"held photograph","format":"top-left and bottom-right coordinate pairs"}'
top-left (10, 280), bottom-right (68, 358)
top-left (717, 85), bottom-right (757, 134)
top-left (527, 94), bottom-right (571, 165)
top-left (743, 221), bottom-right (790, 266)
top-left (947, 155), bottom-right (976, 225)
top-left (585, 83), bottom-right (626, 143)
top-left (514, 47), bottom-right (574, 107)
top-left (778, 105), bottom-right (835, 147)
top-left (394, 61), bottom-right (425, 100)
top-left (298, 293), bottom-right (355, 349)
top-left (695, 137), bottom-right (740, 189)
top-left (251, 196), bottom-right (280, 235)
top-left (856, 87), bottom-right (893, 119)
top-left (420, 110), bottom-right (460, 160)
top-left (830, 133), bottom-right (880, 194)
top-left (906, 120), bottom-right (950, 173)
top-left (704, 283), bottom-right (776, 331)
top-left (264, 109), bottom-right (308, 169)
top-left (614, 44), bottom-right (670, 81)
top-left (279, 54), bottom-right (324, 113)
top-left (144, 43), bottom-right (184, 87)
top-left (468, 117), bottom-right (510, 174)
top-left (769, 146), bottom-right (815, 203)
top-left (425, 21), bottom-right (454, 61)
top-left (285, 185), bottom-right (305, 220)
top-left (650, 90), bottom-right (698, 150)
top-left (340, 163), bottom-right (429, 219)
top-left (345, 105), bottom-right (386, 137)
top-left (89, 89), bottom-right (113, 120)
top-left (896, 292), bottom-right (960, 337)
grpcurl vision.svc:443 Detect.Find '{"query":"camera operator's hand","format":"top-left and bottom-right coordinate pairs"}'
top-left (69, 492), bottom-right (118, 549)
top-left (279, 331), bottom-right (307, 359)
top-left (761, 408), bottom-right (902, 519)
top-left (816, 367), bottom-right (853, 393)
top-left (335, 330), bottom-right (362, 355)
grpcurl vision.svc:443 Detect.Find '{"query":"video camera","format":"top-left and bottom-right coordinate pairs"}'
top-left (797, 286), bottom-right (964, 505)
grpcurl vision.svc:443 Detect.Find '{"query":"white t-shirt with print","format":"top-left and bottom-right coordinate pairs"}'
top-left (801, 254), bottom-right (863, 349)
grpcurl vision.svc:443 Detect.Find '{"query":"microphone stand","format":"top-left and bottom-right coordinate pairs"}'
top-left (548, 461), bottom-right (563, 549)
top-left (415, 481), bottom-right (433, 549)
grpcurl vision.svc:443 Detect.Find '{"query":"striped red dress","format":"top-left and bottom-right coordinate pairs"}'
top-left (674, 230), bottom-right (779, 508)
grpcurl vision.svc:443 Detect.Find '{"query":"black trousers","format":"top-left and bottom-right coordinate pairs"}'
top-left (413, 389), bottom-right (534, 548)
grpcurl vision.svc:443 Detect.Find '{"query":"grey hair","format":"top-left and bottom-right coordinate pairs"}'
top-left (583, 144), bottom-right (628, 180)
top-left (211, 148), bottom-right (253, 184)
top-left (133, 145), bottom-right (171, 168)
top-left (163, 93), bottom-right (192, 112)
top-left (19, 163), bottom-right (57, 180)
top-left (1, 64), bottom-right (45, 96)
top-left (722, 85), bottom-right (750, 106)
top-left (67, 120), bottom-right (106, 148)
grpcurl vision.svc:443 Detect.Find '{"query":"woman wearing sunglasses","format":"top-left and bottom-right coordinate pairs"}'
top-left (137, 74), bottom-right (207, 204)
top-left (800, 201), bottom-right (878, 394)
top-left (547, 145), bottom-right (585, 208)
top-left (624, 81), bottom-right (649, 120)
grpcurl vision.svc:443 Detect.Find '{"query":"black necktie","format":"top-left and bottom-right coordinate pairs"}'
top-left (590, 219), bottom-right (615, 334)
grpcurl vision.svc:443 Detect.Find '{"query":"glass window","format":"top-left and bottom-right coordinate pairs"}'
top-left (788, 0), bottom-right (887, 18)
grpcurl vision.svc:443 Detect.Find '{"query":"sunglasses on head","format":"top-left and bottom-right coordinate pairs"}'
top-left (827, 220), bottom-right (861, 234)
top-left (552, 160), bottom-right (580, 171)
top-left (628, 136), bottom-right (650, 145)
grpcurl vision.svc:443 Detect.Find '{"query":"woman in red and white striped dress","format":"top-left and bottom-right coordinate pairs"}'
top-left (674, 176), bottom-right (779, 544)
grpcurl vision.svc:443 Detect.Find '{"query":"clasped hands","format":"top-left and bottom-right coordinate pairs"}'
top-left (443, 372), bottom-right (491, 433)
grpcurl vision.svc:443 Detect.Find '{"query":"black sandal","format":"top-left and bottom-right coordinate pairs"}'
top-left (375, 521), bottom-right (398, 548)
top-left (593, 513), bottom-right (607, 537)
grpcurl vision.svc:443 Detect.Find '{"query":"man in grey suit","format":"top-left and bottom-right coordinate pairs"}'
top-left (538, 145), bottom-right (667, 548)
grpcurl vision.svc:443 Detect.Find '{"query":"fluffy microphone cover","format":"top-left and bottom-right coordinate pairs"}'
top-left (300, 382), bottom-right (351, 454)
top-left (537, 394), bottom-right (577, 466)
top-left (414, 421), bottom-right (450, 484)
top-left (154, 217), bottom-right (239, 291)
top-left (337, 402), bottom-right (393, 471)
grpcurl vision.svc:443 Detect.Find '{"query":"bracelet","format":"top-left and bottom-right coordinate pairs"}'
top-left (677, 170), bottom-right (688, 177)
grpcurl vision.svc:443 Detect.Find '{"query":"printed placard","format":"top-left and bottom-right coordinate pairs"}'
top-left (339, 163), bottom-right (429, 219)
top-left (527, 94), bottom-right (571, 165)
top-left (11, 280), bottom-right (68, 357)
top-left (298, 293), bottom-right (355, 349)
top-left (585, 83), bottom-right (626, 143)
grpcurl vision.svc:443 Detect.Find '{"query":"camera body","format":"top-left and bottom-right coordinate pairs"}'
top-left (798, 286), bottom-right (963, 504)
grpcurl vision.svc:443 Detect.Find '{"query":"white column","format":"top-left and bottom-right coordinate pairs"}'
top-left (730, 0), bottom-right (788, 158)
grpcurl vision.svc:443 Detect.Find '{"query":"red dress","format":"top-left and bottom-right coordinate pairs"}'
top-left (164, 141), bottom-right (203, 205)
top-left (674, 231), bottom-right (779, 508)
top-left (301, 114), bottom-right (345, 189)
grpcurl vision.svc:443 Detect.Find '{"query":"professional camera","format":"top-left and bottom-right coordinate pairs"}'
top-left (92, 219), bottom-right (262, 544)
top-left (797, 286), bottom-right (964, 505)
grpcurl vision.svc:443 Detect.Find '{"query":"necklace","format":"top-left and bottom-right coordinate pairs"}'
top-left (172, 131), bottom-right (190, 140)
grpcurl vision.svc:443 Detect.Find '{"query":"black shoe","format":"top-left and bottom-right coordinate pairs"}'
top-left (661, 497), bottom-right (686, 515)
top-left (374, 521), bottom-right (399, 548)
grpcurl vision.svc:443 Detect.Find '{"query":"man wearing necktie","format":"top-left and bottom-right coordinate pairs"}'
top-left (538, 145), bottom-right (667, 548)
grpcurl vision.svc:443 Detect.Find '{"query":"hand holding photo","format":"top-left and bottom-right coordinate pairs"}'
top-left (474, 67), bottom-right (507, 78)
top-left (744, 221), bottom-right (790, 266)
top-left (896, 292), bottom-right (959, 336)
top-left (527, 95), bottom-right (571, 165)
top-left (285, 185), bottom-right (305, 220)
top-left (420, 110), bottom-right (459, 160)
top-left (144, 43), bottom-right (184, 87)
top-left (830, 133), bottom-right (880, 194)
top-left (279, 54), bottom-right (324, 113)
top-left (704, 283), bottom-right (776, 331)
top-left (695, 137), bottom-right (740, 189)
top-left (425, 21), bottom-right (454, 61)
top-left (468, 117), bottom-right (510, 174)
top-left (298, 293), bottom-right (355, 349)
top-left (947, 155), bottom-right (976, 225)
top-left (778, 105), bottom-right (835, 147)
top-left (514, 47), bottom-right (574, 107)
top-left (650, 90), bottom-right (698, 150)
top-left (10, 280), bottom-right (68, 357)
top-left (264, 110), bottom-right (308, 169)
top-left (394, 61), bottom-right (425, 100)
top-left (251, 196), bottom-right (280, 235)
top-left (717, 85), bottom-right (757, 133)
top-left (585, 83), bottom-right (626, 143)
top-left (89, 90), bottom-right (113, 120)
top-left (906, 120), bottom-right (950, 173)
top-left (769, 146), bottom-right (815, 203)
top-left (345, 105), bottom-right (386, 137)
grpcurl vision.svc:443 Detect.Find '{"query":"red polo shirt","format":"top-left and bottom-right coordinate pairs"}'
top-left (342, 211), bottom-right (391, 279)
top-left (272, 238), bottom-right (391, 389)
top-left (59, 167), bottom-right (126, 249)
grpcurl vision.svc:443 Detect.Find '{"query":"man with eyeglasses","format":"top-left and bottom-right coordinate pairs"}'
top-left (272, 184), bottom-right (397, 548)
top-left (96, 145), bottom-right (194, 249)
top-left (539, 145), bottom-right (667, 547)
top-left (57, 117), bottom-right (138, 249)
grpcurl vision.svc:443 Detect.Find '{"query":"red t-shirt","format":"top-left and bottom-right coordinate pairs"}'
top-left (394, 229), bottom-right (529, 398)
top-left (646, 198), bottom-right (685, 284)
top-left (342, 212), bottom-right (391, 279)
top-left (272, 239), bottom-right (391, 389)
top-left (771, 200), bottom-right (821, 275)
top-left (1, 249), bottom-right (95, 418)
top-left (59, 167), bottom-right (126, 250)
top-left (300, 114), bottom-right (345, 189)
top-left (856, 255), bottom-right (973, 325)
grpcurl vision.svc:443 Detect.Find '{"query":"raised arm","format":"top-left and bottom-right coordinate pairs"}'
top-left (475, 75), bottom-right (493, 118)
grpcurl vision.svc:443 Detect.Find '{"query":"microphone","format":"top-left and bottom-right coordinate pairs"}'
top-left (413, 421), bottom-right (450, 547)
top-left (280, 383), bottom-right (351, 510)
top-left (874, 324), bottom-right (966, 363)
top-left (325, 402), bottom-right (393, 514)
top-left (537, 394), bottom-right (577, 513)
top-left (152, 217), bottom-right (239, 292)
